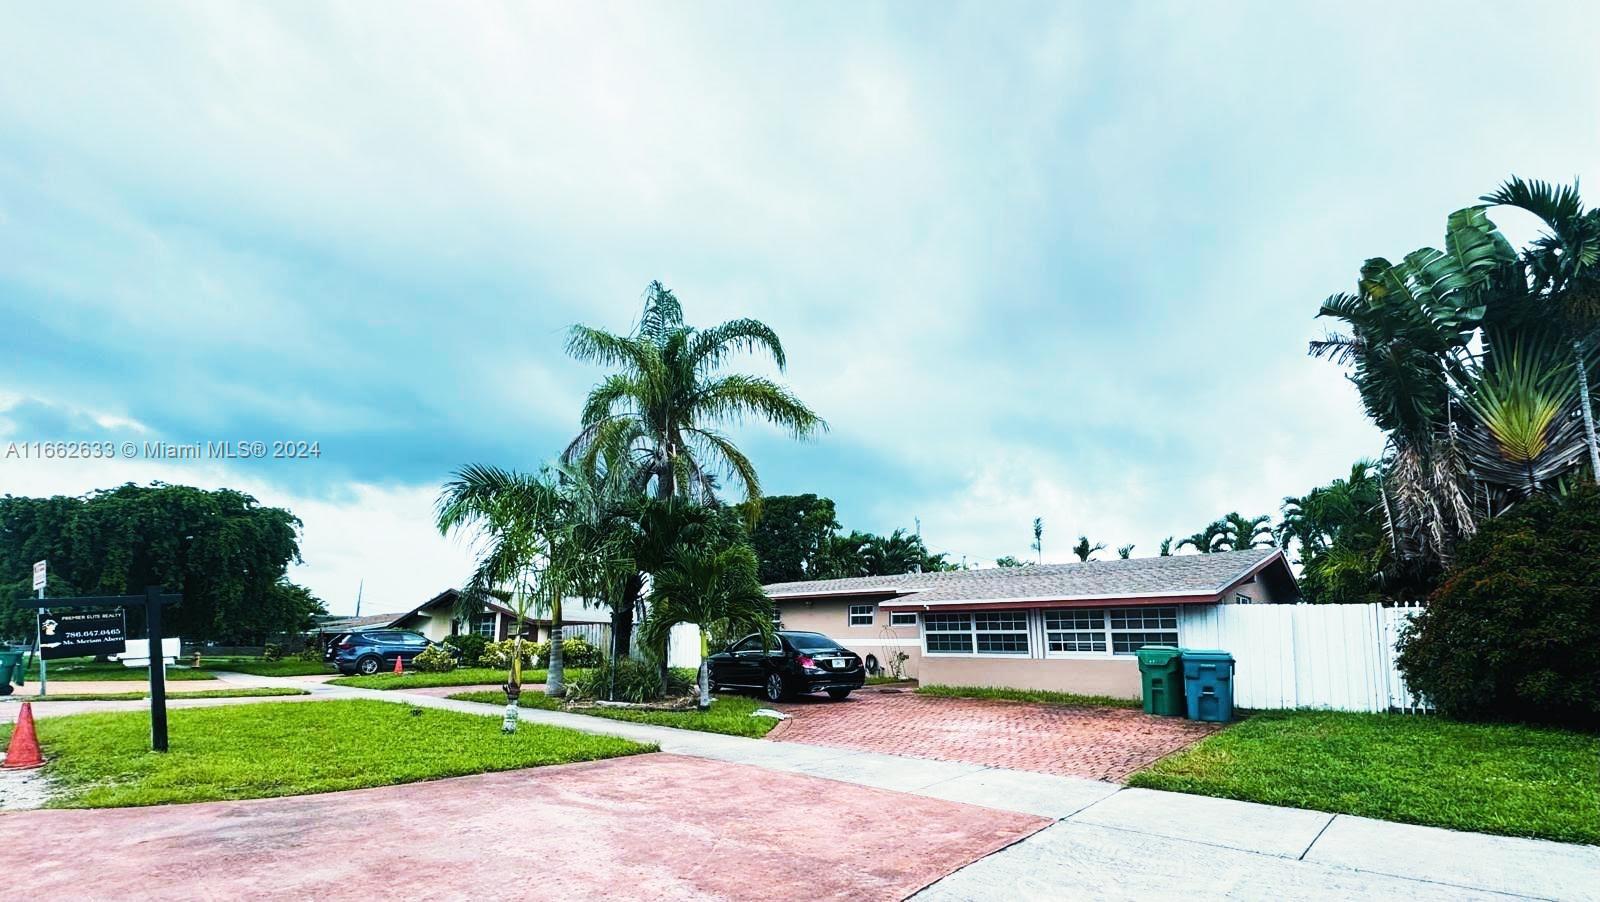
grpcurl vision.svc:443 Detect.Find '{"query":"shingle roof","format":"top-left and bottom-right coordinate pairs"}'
top-left (765, 547), bottom-right (1287, 606)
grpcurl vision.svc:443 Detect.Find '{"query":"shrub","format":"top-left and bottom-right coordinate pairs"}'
top-left (410, 644), bottom-right (459, 673)
top-left (296, 645), bottom-right (322, 662)
top-left (443, 633), bottom-right (488, 667)
top-left (1397, 487), bottom-right (1600, 727)
top-left (531, 636), bottom-right (603, 669)
top-left (262, 643), bottom-right (282, 662)
top-left (476, 638), bottom-right (538, 670)
top-left (567, 657), bottom-right (694, 703)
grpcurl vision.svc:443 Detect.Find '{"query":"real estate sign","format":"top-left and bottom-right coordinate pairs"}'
top-left (33, 559), bottom-right (46, 591)
top-left (38, 609), bottom-right (128, 660)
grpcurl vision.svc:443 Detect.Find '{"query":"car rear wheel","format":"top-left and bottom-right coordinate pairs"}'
top-left (764, 673), bottom-right (788, 702)
top-left (826, 689), bottom-right (852, 701)
top-left (357, 655), bottom-right (383, 675)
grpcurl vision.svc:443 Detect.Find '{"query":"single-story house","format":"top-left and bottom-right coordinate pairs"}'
top-left (388, 589), bottom-right (612, 643)
top-left (765, 547), bottom-right (1298, 698)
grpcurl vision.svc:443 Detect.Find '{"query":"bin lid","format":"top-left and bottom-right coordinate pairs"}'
top-left (1134, 645), bottom-right (1182, 664)
top-left (1180, 648), bottom-right (1233, 660)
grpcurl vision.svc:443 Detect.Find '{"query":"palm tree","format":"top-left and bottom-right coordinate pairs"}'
top-left (1458, 338), bottom-right (1586, 498)
top-left (1213, 513), bottom-right (1275, 552)
top-left (565, 282), bottom-right (826, 509)
top-left (435, 465), bottom-right (571, 727)
top-left (639, 543), bottom-right (775, 707)
top-left (1031, 517), bottom-right (1044, 564)
top-left (1117, 544), bottom-right (1135, 559)
top-left (1158, 536), bottom-right (1174, 556)
top-left (1071, 536), bottom-right (1105, 562)
top-left (1482, 177), bottom-right (1600, 481)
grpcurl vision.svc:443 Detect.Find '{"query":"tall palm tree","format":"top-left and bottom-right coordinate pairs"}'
top-left (435, 465), bottom-right (570, 727)
top-left (1158, 536), bottom-right (1174, 556)
top-left (1031, 517), bottom-right (1044, 564)
top-left (1071, 536), bottom-right (1105, 562)
top-left (639, 543), bottom-right (774, 707)
top-left (1177, 523), bottom-right (1224, 554)
top-left (565, 282), bottom-right (826, 509)
top-left (1482, 177), bottom-right (1600, 481)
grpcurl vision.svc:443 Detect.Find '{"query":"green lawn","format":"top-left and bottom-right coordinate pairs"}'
top-left (1128, 710), bottom-right (1600, 845)
top-left (327, 667), bottom-right (556, 690)
top-left (1, 699), bottom-right (653, 808)
top-left (916, 684), bottom-right (1140, 709)
top-left (448, 690), bottom-right (780, 738)
top-left (29, 687), bottom-right (310, 702)
top-left (197, 657), bottom-right (332, 677)
top-left (866, 675), bottom-right (915, 686)
top-left (24, 658), bottom-right (214, 682)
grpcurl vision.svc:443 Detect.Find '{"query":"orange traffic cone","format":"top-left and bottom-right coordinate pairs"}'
top-left (393, 655), bottom-right (404, 675)
top-left (3, 701), bottom-right (45, 769)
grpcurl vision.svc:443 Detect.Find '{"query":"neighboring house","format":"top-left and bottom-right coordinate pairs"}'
top-left (387, 589), bottom-right (612, 643)
top-left (313, 612), bottom-right (405, 635)
top-left (765, 547), bottom-right (1297, 698)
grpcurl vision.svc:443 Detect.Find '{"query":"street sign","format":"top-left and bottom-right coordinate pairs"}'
top-left (38, 609), bottom-right (127, 660)
top-left (32, 560), bottom-right (46, 591)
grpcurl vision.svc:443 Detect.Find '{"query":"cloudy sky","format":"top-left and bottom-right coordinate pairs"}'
top-left (2, 2), bottom-right (1596, 614)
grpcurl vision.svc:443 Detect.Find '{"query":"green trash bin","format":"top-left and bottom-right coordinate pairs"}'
top-left (0, 650), bottom-right (22, 696)
top-left (1135, 646), bottom-right (1185, 716)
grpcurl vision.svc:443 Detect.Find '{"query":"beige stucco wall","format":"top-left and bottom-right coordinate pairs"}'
top-left (918, 655), bottom-right (1142, 699)
top-left (774, 598), bottom-right (923, 679)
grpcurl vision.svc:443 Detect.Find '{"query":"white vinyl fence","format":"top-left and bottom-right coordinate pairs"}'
top-left (558, 622), bottom-right (702, 670)
top-left (1178, 602), bottom-right (1431, 713)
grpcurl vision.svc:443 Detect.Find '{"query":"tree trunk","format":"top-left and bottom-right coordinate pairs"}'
top-left (547, 598), bottom-right (565, 698)
top-left (1575, 338), bottom-right (1600, 482)
top-left (611, 573), bottom-right (641, 660)
top-left (696, 630), bottom-right (711, 710)
top-left (503, 633), bottom-right (523, 733)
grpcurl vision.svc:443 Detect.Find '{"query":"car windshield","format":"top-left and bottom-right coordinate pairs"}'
top-left (783, 632), bottom-right (840, 651)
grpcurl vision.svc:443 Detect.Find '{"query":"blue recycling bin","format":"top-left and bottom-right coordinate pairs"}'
top-left (1182, 649), bottom-right (1235, 722)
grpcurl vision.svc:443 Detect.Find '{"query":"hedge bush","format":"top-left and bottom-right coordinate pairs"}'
top-left (476, 638), bottom-right (538, 669)
top-left (532, 636), bottom-right (602, 669)
top-left (1397, 487), bottom-right (1600, 728)
top-left (410, 644), bottom-right (459, 673)
top-left (443, 633), bottom-right (489, 667)
top-left (567, 658), bottom-right (696, 703)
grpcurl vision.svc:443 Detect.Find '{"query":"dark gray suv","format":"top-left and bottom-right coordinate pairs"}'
top-left (331, 630), bottom-right (439, 675)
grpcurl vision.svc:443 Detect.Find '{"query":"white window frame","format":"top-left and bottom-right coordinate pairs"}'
top-left (1043, 606), bottom-right (1180, 659)
top-left (921, 610), bottom-right (1031, 657)
top-left (848, 604), bottom-right (875, 627)
top-left (472, 613), bottom-right (498, 639)
top-left (889, 611), bottom-right (918, 627)
top-left (1044, 608), bottom-right (1108, 655)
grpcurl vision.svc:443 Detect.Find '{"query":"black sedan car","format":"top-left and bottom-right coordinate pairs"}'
top-left (707, 630), bottom-right (865, 702)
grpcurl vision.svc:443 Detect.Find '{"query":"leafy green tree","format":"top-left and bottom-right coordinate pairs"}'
top-left (1158, 536), bottom-right (1174, 556)
top-left (994, 555), bottom-right (1029, 568)
top-left (564, 282), bottom-right (825, 508)
top-left (737, 494), bottom-right (840, 583)
top-left (1397, 486), bottom-right (1600, 727)
top-left (0, 484), bottom-right (310, 643)
top-left (1213, 513), bottom-right (1275, 551)
top-left (1280, 461), bottom-right (1393, 603)
top-left (1071, 536), bottom-right (1105, 561)
top-left (1117, 544), bottom-right (1135, 559)
top-left (1177, 523), bottom-right (1224, 554)
top-left (1030, 517), bottom-right (1044, 564)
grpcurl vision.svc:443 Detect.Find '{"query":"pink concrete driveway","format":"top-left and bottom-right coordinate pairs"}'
top-left (0, 753), bottom-right (1046, 901)
top-left (769, 689), bottom-right (1220, 782)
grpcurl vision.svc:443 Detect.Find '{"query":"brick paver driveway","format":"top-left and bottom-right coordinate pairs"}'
top-left (768, 689), bottom-right (1220, 782)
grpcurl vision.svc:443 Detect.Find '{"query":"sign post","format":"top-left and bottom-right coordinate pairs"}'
top-left (32, 560), bottom-right (46, 696)
top-left (28, 586), bottom-right (182, 752)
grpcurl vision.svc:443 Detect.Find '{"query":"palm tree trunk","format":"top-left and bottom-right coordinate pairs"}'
top-left (697, 630), bottom-right (711, 710)
top-left (547, 597), bottom-right (565, 698)
top-left (1574, 338), bottom-right (1600, 482)
top-left (503, 632), bottom-right (523, 733)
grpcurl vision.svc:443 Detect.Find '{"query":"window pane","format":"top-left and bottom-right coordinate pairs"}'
top-left (923, 613), bottom-right (971, 631)
top-left (848, 604), bottom-right (875, 626)
top-left (1107, 606), bottom-right (1177, 654)
top-left (973, 610), bottom-right (1028, 655)
top-left (890, 612), bottom-right (917, 626)
top-left (1111, 631), bottom-right (1179, 654)
top-left (926, 632), bottom-right (974, 653)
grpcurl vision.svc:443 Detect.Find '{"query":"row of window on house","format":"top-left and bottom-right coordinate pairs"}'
top-left (844, 603), bottom-right (1180, 657)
